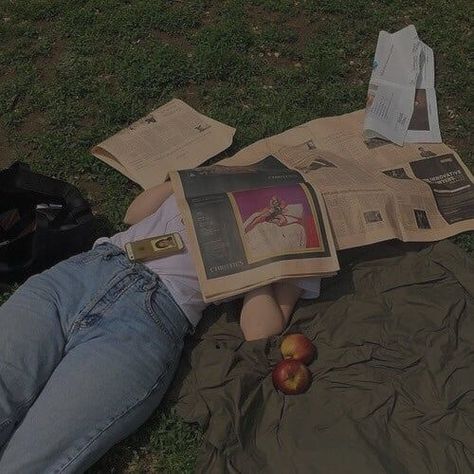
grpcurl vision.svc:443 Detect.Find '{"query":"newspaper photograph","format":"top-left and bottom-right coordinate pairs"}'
top-left (169, 156), bottom-right (339, 302)
top-left (405, 39), bottom-right (441, 143)
top-left (363, 25), bottom-right (441, 146)
top-left (409, 154), bottom-right (474, 224)
top-left (91, 99), bottom-right (235, 189)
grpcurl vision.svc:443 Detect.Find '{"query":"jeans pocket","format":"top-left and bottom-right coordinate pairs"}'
top-left (145, 285), bottom-right (188, 344)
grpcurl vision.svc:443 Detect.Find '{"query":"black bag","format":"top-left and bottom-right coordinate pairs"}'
top-left (0, 162), bottom-right (97, 285)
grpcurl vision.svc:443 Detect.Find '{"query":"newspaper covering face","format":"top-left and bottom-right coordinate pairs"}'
top-left (171, 109), bottom-right (473, 301)
top-left (169, 157), bottom-right (339, 302)
top-left (363, 25), bottom-right (441, 146)
top-left (91, 99), bottom-right (235, 189)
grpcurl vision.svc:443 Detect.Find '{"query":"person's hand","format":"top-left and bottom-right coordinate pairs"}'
top-left (272, 215), bottom-right (288, 226)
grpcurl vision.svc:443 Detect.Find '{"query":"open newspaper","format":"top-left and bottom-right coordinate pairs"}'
top-left (220, 109), bottom-right (474, 250)
top-left (169, 156), bottom-right (339, 302)
top-left (171, 109), bottom-right (473, 301)
top-left (363, 25), bottom-right (441, 146)
top-left (91, 99), bottom-right (235, 189)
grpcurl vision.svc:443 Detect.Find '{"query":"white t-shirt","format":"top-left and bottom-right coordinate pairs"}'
top-left (96, 195), bottom-right (321, 327)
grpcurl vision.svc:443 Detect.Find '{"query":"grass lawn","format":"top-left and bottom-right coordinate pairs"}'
top-left (0, 0), bottom-right (473, 471)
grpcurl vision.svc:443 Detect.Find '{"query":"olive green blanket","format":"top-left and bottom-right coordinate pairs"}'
top-left (173, 241), bottom-right (474, 473)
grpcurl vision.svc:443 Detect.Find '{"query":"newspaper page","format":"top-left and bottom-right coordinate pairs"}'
top-left (276, 145), bottom-right (474, 248)
top-left (276, 145), bottom-right (406, 249)
top-left (363, 25), bottom-right (441, 146)
top-left (169, 156), bottom-right (339, 302)
top-left (91, 99), bottom-right (235, 189)
top-left (405, 41), bottom-right (441, 143)
top-left (221, 110), bottom-right (474, 250)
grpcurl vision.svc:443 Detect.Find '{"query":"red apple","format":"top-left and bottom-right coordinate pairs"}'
top-left (280, 333), bottom-right (316, 364)
top-left (272, 359), bottom-right (311, 395)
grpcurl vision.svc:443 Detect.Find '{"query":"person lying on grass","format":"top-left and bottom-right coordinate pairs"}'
top-left (0, 181), bottom-right (320, 473)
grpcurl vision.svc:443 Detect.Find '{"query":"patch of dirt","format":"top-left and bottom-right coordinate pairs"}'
top-left (284, 12), bottom-right (319, 52)
top-left (150, 29), bottom-right (193, 51)
top-left (74, 177), bottom-right (106, 204)
top-left (36, 37), bottom-right (66, 82)
top-left (78, 113), bottom-right (100, 130)
top-left (246, 5), bottom-right (314, 68)
top-left (200, 3), bottom-right (222, 28)
top-left (246, 4), bottom-right (282, 27)
top-left (0, 67), bottom-right (16, 84)
top-left (174, 82), bottom-right (204, 110)
top-left (17, 110), bottom-right (47, 136)
top-left (256, 50), bottom-right (299, 70)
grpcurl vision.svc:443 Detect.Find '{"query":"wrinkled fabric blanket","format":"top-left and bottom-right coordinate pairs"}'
top-left (173, 241), bottom-right (474, 473)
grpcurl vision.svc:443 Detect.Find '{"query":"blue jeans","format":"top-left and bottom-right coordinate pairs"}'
top-left (0, 243), bottom-right (191, 473)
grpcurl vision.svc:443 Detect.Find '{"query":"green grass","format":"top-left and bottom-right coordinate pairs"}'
top-left (0, 0), bottom-right (473, 471)
top-left (89, 408), bottom-right (202, 473)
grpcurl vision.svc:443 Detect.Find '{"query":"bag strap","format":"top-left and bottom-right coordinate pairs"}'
top-left (0, 162), bottom-right (91, 222)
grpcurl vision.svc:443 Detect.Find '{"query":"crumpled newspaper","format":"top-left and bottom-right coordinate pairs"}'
top-left (363, 25), bottom-right (441, 146)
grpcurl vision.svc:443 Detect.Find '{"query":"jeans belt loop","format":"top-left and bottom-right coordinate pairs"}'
top-left (142, 274), bottom-right (160, 291)
top-left (102, 244), bottom-right (119, 261)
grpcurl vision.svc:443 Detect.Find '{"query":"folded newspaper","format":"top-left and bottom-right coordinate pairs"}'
top-left (171, 110), bottom-right (473, 302)
top-left (91, 99), bottom-right (235, 189)
top-left (363, 25), bottom-right (441, 146)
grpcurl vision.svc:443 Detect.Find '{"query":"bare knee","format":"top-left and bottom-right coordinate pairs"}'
top-left (240, 314), bottom-right (285, 341)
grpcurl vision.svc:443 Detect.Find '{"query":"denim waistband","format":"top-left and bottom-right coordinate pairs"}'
top-left (91, 242), bottom-right (193, 334)
top-left (92, 242), bottom-right (165, 291)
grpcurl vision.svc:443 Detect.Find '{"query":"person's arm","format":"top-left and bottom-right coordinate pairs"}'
top-left (124, 181), bottom-right (173, 225)
top-left (244, 208), bottom-right (272, 233)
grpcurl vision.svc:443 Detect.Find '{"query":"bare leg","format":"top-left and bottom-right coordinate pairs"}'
top-left (240, 283), bottom-right (303, 341)
top-left (240, 285), bottom-right (285, 341)
top-left (273, 281), bottom-right (303, 324)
